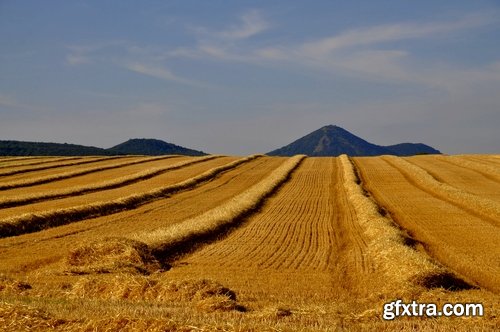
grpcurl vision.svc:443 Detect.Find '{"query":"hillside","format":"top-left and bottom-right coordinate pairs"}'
top-left (0, 140), bottom-right (114, 156)
top-left (108, 138), bottom-right (206, 156)
top-left (0, 139), bottom-right (207, 156)
top-left (268, 125), bottom-right (441, 156)
top-left (385, 143), bottom-right (441, 156)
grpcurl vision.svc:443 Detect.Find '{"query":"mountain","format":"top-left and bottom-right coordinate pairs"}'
top-left (108, 138), bottom-right (206, 156)
top-left (385, 143), bottom-right (441, 156)
top-left (0, 140), bottom-right (114, 156)
top-left (267, 125), bottom-right (441, 156)
top-left (0, 139), bottom-right (207, 156)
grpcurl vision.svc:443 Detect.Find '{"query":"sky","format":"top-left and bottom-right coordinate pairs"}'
top-left (1, 0), bottom-right (499, 155)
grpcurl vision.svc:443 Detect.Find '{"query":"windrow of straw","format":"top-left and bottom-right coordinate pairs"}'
top-left (68, 275), bottom-right (244, 312)
top-left (384, 156), bottom-right (500, 226)
top-left (0, 155), bottom-right (261, 238)
top-left (0, 156), bottom-right (43, 163)
top-left (339, 155), bottom-right (441, 294)
top-left (0, 155), bottom-right (179, 190)
top-left (135, 155), bottom-right (305, 258)
top-left (0, 156), bottom-right (126, 177)
top-left (0, 156), bottom-right (83, 170)
top-left (0, 155), bottom-right (219, 208)
top-left (440, 155), bottom-right (500, 181)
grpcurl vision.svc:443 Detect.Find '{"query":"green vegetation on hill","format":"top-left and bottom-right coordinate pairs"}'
top-left (108, 139), bottom-right (206, 156)
top-left (0, 139), bottom-right (207, 156)
top-left (0, 141), bottom-right (114, 156)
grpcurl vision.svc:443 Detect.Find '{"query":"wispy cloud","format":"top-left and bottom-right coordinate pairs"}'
top-left (65, 41), bottom-right (214, 88)
top-left (217, 10), bottom-right (270, 40)
top-left (298, 13), bottom-right (493, 57)
top-left (120, 62), bottom-right (212, 88)
top-left (193, 9), bottom-right (269, 41)
top-left (183, 12), bottom-right (499, 92)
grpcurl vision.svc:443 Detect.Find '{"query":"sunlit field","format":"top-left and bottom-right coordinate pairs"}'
top-left (0, 154), bottom-right (498, 331)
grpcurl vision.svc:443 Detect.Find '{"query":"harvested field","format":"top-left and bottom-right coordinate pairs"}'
top-left (354, 156), bottom-right (500, 293)
top-left (0, 155), bottom-right (176, 190)
top-left (0, 154), bottom-right (498, 331)
top-left (0, 156), bottom-right (85, 170)
top-left (0, 156), bottom-right (127, 177)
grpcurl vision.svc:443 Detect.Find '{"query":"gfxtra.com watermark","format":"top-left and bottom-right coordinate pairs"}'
top-left (383, 300), bottom-right (484, 320)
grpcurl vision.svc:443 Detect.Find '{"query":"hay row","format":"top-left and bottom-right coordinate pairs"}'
top-left (0, 156), bottom-right (126, 177)
top-left (0, 155), bottom-right (219, 208)
top-left (339, 155), bottom-right (440, 292)
top-left (0, 156), bottom-right (84, 170)
top-left (384, 156), bottom-right (500, 226)
top-left (0, 155), bottom-right (260, 238)
top-left (181, 158), bottom-right (349, 272)
top-left (441, 155), bottom-right (500, 181)
top-left (0, 156), bottom-right (44, 163)
top-left (0, 155), bottom-right (178, 191)
top-left (135, 155), bottom-right (305, 257)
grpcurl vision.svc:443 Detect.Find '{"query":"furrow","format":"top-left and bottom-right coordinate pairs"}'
top-left (0, 157), bottom-right (47, 164)
top-left (383, 156), bottom-right (500, 226)
top-left (440, 155), bottom-right (500, 182)
top-left (0, 155), bottom-right (220, 208)
top-left (341, 155), bottom-right (441, 292)
top-left (0, 155), bottom-right (179, 190)
top-left (0, 156), bottom-right (85, 170)
top-left (134, 155), bottom-right (306, 258)
top-left (0, 155), bottom-right (261, 238)
top-left (0, 156), bottom-right (127, 177)
top-left (181, 158), bottom-right (338, 272)
top-left (0, 157), bottom-right (284, 274)
top-left (405, 156), bottom-right (500, 202)
top-left (355, 157), bottom-right (500, 293)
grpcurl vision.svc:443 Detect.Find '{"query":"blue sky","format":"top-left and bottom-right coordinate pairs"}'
top-left (1, 0), bottom-right (499, 154)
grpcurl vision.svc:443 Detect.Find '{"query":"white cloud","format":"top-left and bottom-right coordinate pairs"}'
top-left (120, 62), bottom-right (212, 88)
top-left (299, 13), bottom-right (493, 57)
top-left (218, 10), bottom-right (270, 40)
top-left (192, 9), bottom-right (269, 42)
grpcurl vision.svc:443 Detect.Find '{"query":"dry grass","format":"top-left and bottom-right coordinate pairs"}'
top-left (441, 155), bottom-right (500, 181)
top-left (384, 156), bottom-right (500, 226)
top-left (68, 275), bottom-right (243, 312)
top-left (0, 155), bottom-right (219, 208)
top-left (339, 155), bottom-right (445, 295)
top-left (0, 155), bottom-right (177, 190)
top-left (0, 155), bottom-right (259, 238)
top-left (0, 156), bottom-right (125, 177)
top-left (0, 156), bottom-right (84, 170)
top-left (64, 238), bottom-right (162, 275)
top-left (355, 156), bottom-right (500, 293)
top-left (1, 155), bottom-right (498, 331)
top-left (135, 155), bottom-right (305, 255)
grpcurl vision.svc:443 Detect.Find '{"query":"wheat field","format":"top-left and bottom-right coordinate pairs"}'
top-left (0, 154), bottom-right (498, 331)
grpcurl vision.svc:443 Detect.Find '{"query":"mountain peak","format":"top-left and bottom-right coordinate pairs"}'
top-left (267, 125), bottom-right (440, 156)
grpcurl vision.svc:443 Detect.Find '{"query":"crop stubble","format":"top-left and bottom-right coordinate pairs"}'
top-left (0, 156), bottom-right (284, 273)
top-left (354, 157), bottom-right (500, 293)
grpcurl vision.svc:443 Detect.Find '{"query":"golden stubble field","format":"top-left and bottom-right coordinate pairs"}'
top-left (0, 154), bottom-right (498, 331)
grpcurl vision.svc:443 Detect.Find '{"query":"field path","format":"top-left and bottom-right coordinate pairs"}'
top-left (354, 157), bottom-right (500, 293)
